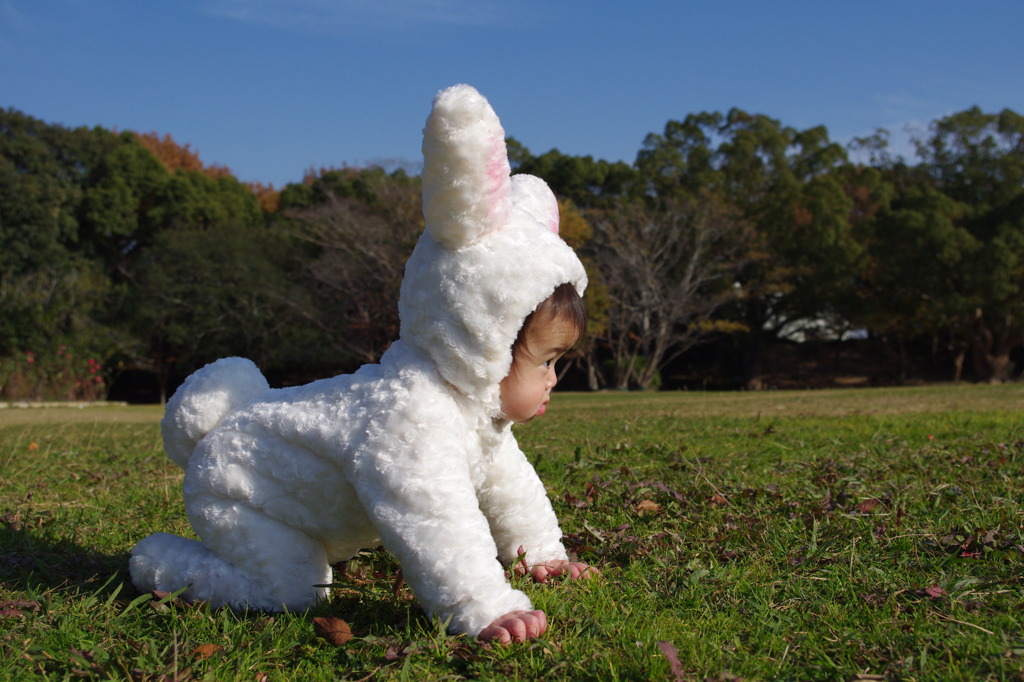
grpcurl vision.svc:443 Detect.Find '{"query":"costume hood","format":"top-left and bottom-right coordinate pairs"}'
top-left (398, 84), bottom-right (587, 416)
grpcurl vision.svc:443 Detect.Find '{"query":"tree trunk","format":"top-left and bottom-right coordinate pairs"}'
top-left (971, 313), bottom-right (1018, 383)
top-left (972, 345), bottom-right (1014, 383)
top-left (952, 347), bottom-right (967, 383)
top-left (586, 360), bottom-right (601, 391)
top-left (744, 333), bottom-right (765, 390)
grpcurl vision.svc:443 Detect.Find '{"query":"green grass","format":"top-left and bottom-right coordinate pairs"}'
top-left (2, 384), bottom-right (1023, 680)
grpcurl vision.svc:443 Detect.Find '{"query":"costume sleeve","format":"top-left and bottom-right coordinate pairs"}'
top-left (477, 427), bottom-right (569, 568)
top-left (346, 390), bottom-right (533, 637)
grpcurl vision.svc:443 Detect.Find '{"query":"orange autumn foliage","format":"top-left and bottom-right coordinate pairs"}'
top-left (133, 131), bottom-right (224, 176)
top-left (133, 131), bottom-right (281, 212)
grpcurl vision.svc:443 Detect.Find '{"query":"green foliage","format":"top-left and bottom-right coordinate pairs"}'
top-left (77, 132), bottom-right (170, 283)
top-left (3, 103), bottom-right (1024, 397)
top-left (0, 109), bottom-right (93, 275)
top-left (151, 170), bottom-right (264, 232)
top-left (278, 166), bottom-right (419, 212)
top-left (854, 108), bottom-right (1024, 381)
top-left (507, 139), bottom-right (638, 208)
top-left (0, 108), bottom-right (311, 398)
top-left (1, 386), bottom-right (1022, 679)
top-left (132, 223), bottom-right (319, 383)
top-left (633, 108), bottom-right (861, 387)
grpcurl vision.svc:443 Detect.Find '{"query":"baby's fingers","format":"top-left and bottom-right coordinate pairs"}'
top-left (508, 609), bottom-right (547, 641)
top-left (478, 610), bottom-right (548, 644)
top-left (531, 560), bottom-right (599, 582)
top-left (572, 562), bottom-right (599, 579)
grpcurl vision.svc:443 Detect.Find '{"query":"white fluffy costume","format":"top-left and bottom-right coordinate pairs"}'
top-left (129, 84), bottom-right (588, 637)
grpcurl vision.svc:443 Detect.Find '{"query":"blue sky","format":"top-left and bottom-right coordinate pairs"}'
top-left (3, 0), bottom-right (1022, 188)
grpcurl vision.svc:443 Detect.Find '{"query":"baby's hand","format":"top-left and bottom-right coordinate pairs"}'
top-left (529, 559), bottom-right (599, 583)
top-left (513, 545), bottom-right (599, 583)
top-left (477, 609), bottom-right (548, 643)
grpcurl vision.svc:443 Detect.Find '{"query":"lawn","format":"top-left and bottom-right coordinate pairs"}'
top-left (1, 384), bottom-right (1022, 680)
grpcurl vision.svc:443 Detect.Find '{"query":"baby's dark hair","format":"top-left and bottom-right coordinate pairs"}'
top-left (512, 283), bottom-right (586, 356)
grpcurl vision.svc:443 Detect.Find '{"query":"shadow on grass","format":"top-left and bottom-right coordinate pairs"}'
top-left (0, 519), bottom-right (425, 636)
top-left (0, 521), bottom-right (131, 600)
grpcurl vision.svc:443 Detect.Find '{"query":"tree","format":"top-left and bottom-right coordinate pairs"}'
top-left (507, 139), bottom-right (638, 208)
top-left (583, 193), bottom-right (753, 390)
top-left (554, 199), bottom-right (608, 389)
top-left (0, 109), bottom-right (88, 278)
top-left (280, 168), bottom-right (423, 366)
top-left (858, 175), bottom-right (975, 379)
top-left (911, 107), bottom-right (1024, 381)
top-left (132, 131), bottom-right (233, 178)
top-left (636, 110), bottom-right (857, 387)
top-left (79, 132), bottom-right (170, 279)
top-left (149, 170), bottom-right (264, 233)
top-left (132, 223), bottom-right (315, 401)
top-left (0, 110), bottom-right (128, 357)
top-left (1, 108), bottom-right (288, 399)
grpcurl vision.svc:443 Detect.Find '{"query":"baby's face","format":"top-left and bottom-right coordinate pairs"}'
top-left (498, 320), bottom-right (577, 423)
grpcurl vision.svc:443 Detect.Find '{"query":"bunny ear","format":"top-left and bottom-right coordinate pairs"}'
top-left (421, 84), bottom-right (512, 249)
top-left (510, 174), bottom-right (560, 234)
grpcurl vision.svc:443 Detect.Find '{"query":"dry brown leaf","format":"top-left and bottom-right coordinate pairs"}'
top-left (857, 498), bottom-right (881, 513)
top-left (192, 643), bottom-right (221, 659)
top-left (657, 641), bottom-right (686, 681)
top-left (313, 616), bottom-right (353, 646)
top-left (636, 500), bottom-right (661, 514)
top-left (0, 599), bottom-right (40, 616)
top-left (709, 493), bottom-right (730, 507)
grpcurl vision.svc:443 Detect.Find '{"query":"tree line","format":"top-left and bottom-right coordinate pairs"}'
top-left (1, 104), bottom-right (1022, 402)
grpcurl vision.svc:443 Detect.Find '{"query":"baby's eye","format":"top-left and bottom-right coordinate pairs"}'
top-left (543, 354), bottom-right (562, 368)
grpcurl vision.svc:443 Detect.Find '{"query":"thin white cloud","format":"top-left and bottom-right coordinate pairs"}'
top-left (872, 72), bottom-right (1014, 159)
top-left (874, 91), bottom-right (940, 122)
top-left (201, 0), bottom-right (515, 34)
top-left (0, 0), bottom-right (30, 29)
top-left (0, 0), bottom-right (33, 48)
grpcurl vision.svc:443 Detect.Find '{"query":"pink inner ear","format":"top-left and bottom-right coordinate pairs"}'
top-left (483, 131), bottom-right (512, 233)
top-left (546, 191), bottom-right (560, 234)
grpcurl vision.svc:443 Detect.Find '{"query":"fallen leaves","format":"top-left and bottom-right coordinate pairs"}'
top-left (564, 480), bottom-right (605, 509)
top-left (657, 641), bottom-right (687, 681)
top-left (313, 616), bottom-right (353, 647)
top-left (708, 493), bottom-right (730, 507)
top-left (191, 643), bottom-right (222, 659)
top-left (0, 599), bottom-right (41, 618)
top-left (923, 526), bottom-right (1018, 559)
top-left (856, 498), bottom-right (881, 513)
top-left (635, 499), bottom-right (661, 514)
top-left (68, 647), bottom-right (104, 678)
top-left (0, 509), bottom-right (54, 532)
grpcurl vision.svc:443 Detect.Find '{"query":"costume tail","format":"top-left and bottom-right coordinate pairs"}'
top-left (161, 357), bottom-right (269, 469)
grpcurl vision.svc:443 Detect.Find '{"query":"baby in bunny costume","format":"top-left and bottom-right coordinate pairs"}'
top-left (129, 84), bottom-right (595, 643)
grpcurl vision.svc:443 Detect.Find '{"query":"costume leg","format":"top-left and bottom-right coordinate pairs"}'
top-left (130, 498), bottom-right (331, 611)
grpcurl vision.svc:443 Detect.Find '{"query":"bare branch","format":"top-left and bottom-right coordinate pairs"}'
top-left (584, 193), bottom-right (753, 389)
